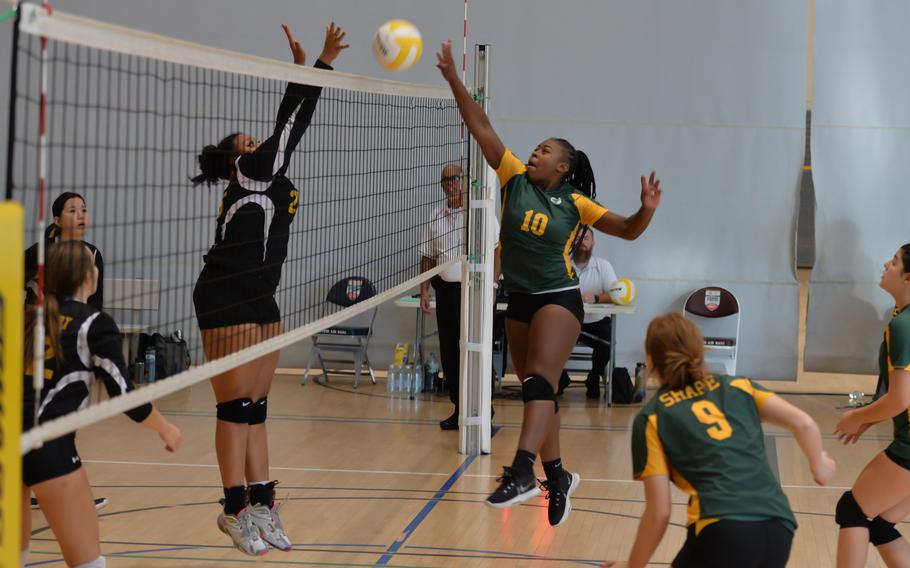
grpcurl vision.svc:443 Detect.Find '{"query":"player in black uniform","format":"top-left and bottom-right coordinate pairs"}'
top-left (21, 241), bottom-right (182, 568)
top-left (437, 40), bottom-right (662, 526)
top-left (191, 23), bottom-right (348, 555)
top-left (25, 192), bottom-right (104, 309)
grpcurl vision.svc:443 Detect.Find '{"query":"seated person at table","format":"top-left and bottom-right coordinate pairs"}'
top-left (558, 230), bottom-right (617, 399)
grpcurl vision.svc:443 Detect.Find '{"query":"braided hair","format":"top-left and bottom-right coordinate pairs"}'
top-left (551, 137), bottom-right (597, 251)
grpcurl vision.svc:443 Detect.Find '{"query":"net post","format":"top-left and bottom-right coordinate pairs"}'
top-left (459, 44), bottom-right (493, 456)
top-left (4, 5), bottom-right (20, 201)
top-left (0, 203), bottom-right (24, 567)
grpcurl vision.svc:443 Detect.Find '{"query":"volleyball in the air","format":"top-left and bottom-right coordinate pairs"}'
top-left (608, 277), bottom-right (638, 306)
top-left (372, 20), bottom-right (422, 71)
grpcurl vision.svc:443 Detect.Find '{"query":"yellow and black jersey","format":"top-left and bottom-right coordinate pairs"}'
top-left (203, 60), bottom-right (332, 293)
top-left (632, 374), bottom-right (796, 534)
top-left (496, 148), bottom-right (608, 294)
top-left (23, 298), bottom-right (152, 431)
top-left (880, 304), bottom-right (910, 461)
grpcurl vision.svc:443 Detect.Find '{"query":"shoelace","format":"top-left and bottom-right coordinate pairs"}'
top-left (495, 466), bottom-right (520, 485)
top-left (538, 478), bottom-right (565, 502)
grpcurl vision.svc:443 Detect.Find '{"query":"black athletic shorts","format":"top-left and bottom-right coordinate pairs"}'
top-left (193, 264), bottom-right (281, 330)
top-left (885, 448), bottom-right (910, 471)
top-left (22, 433), bottom-right (81, 486)
top-left (505, 289), bottom-right (584, 326)
top-left (672, 519), bottom-right (793, 568)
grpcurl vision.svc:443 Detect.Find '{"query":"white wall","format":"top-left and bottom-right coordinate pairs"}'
top-left (4, 1), bottom-right (810, 377)
top-left (805, 0), bottom-right (910, 373)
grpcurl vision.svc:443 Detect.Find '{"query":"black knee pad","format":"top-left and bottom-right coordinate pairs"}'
top-left (522, 375), bottom-right (558, 413)
top-left (836, 491), bottom-right (871, 529)
top-left (216, 397), bottom-right (254, 424)
top-left (249, 397), bottom-right (268, 425)
top-left (870, 516), bottom-right (902, 546)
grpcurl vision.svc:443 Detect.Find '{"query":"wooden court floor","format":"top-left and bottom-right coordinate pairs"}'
top-left (24, 374), bottom-right (902, 568)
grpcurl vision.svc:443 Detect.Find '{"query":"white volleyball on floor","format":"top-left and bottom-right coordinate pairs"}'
top-left (608, 277), bottom-right (637, 306)
top-left (372, 20), bottom-right (422, 71)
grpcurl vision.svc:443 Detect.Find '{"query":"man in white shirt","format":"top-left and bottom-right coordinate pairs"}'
top-left (419, 164), bottom-right (466, 429)
top-left (558, 230), bottom-right (617, 399)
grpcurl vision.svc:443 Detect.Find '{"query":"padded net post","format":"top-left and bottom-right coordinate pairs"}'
top-left (459, 44), bottom-right (495, 456)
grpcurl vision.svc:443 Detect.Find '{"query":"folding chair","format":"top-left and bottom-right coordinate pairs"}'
top-left (302, 276), bottom-right (378, 388)
top-left (683, 286), bottom-right (740, 375)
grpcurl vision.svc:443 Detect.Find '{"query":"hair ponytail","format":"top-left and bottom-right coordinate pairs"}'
top-left (645, 313), bottom-right (708, 390)
top-left (191, 133), bottom-right (241, 186)
top-left (23, 241), bottom-right (95, 366)
top-left (552, 138), bottom-right (598, 252)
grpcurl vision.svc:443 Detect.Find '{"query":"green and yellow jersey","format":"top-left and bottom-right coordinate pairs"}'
top-left (496, 148), bottom-right (608, 294)
top-left (632, 374), bottom-right (796, 535)
top-left (880, 305), bottom-right (910, 461)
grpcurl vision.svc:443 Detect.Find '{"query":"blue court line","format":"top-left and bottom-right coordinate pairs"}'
top-left (375, 426), bottom-right (500, 566)
top-left (375, 454), bottom-right (477, 565)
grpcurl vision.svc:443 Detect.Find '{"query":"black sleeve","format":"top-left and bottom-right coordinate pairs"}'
top-left (87, 244), bottom-right (104, 310)
top-left (87, 312), bottom-right (153, 423)
top-left (236, 59), bottom-right (333, 182)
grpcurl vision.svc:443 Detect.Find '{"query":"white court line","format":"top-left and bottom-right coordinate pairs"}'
top-left (84, 459), bottom-right (852, 490)
top-left (84, 459), bottom-right (450, 477)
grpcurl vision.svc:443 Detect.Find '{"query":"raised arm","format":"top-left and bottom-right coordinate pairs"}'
top-left (761, 394), bottom-right (835, 485)
top-left (592, 172), bottom-right (662, 240)
top-left (238, 23), bottom-right (348, 181)
top-left (436, 40), bottom-right (505, 169)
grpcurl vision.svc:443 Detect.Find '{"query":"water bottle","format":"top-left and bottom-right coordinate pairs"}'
top-left (413, 361), bottom-right (424, 397)
top-left (135, 360), bottom-right (145, 384)
top-left (634, 362), bottom-right (646, 402)
top-left (387, 364), bottom-right (397, 394)
top-left (145, 347), bottom-right (157, 383)
top-left (426, 353), bottom-right (439, 393)
top-left (847, 390), bottom-right (866, 407)
top-left (403, 365), bottom-right (414, 398)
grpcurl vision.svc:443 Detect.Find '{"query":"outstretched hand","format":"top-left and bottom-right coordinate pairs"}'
top-left (282, 24), bottom-right (306, 65)
top-left (319, 21), bottom-right (349, 65)
top-left (435, 40), bottom-right (458, 82)
top-left (640, 171), bottom-right (662, 211)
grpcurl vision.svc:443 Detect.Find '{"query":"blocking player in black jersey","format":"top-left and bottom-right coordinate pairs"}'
top-left (21, 241), bottom-right (182, 568)
top-left (436, 40), bottom-right (663, 526)
top-left (190, 23), bottom-right (347, 555)
top-left (834, 244), bottom-right (910, 567)
top-left (603, 313), bottom-right (834, 568)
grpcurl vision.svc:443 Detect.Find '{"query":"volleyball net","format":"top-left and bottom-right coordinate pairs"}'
top-left (6, 4), bottom-right (471, 455)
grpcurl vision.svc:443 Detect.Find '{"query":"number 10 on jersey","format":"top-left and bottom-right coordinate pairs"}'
top-left (521, 210), bottom-right (548, 237)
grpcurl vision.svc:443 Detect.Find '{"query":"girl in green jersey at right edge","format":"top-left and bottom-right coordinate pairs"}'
top-left (834, 244), bottom-right (910, 568)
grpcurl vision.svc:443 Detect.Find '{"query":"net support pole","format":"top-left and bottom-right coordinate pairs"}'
top-left (459, 44), bottom-right (493, 456)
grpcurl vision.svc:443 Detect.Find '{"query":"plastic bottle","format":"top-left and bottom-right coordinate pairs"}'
top-left (387, 364), bottom-right (397, 394)
top-left (145, 347), bottom-right (157, 383)
top-left (634, 362), bottom-right (646, 402)
top-left (403, 364), bottom-right (414, 398)
top-left (426, 353), bottom-right (439, 393)
top-left (413, 361), bottom-right (424, 398)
